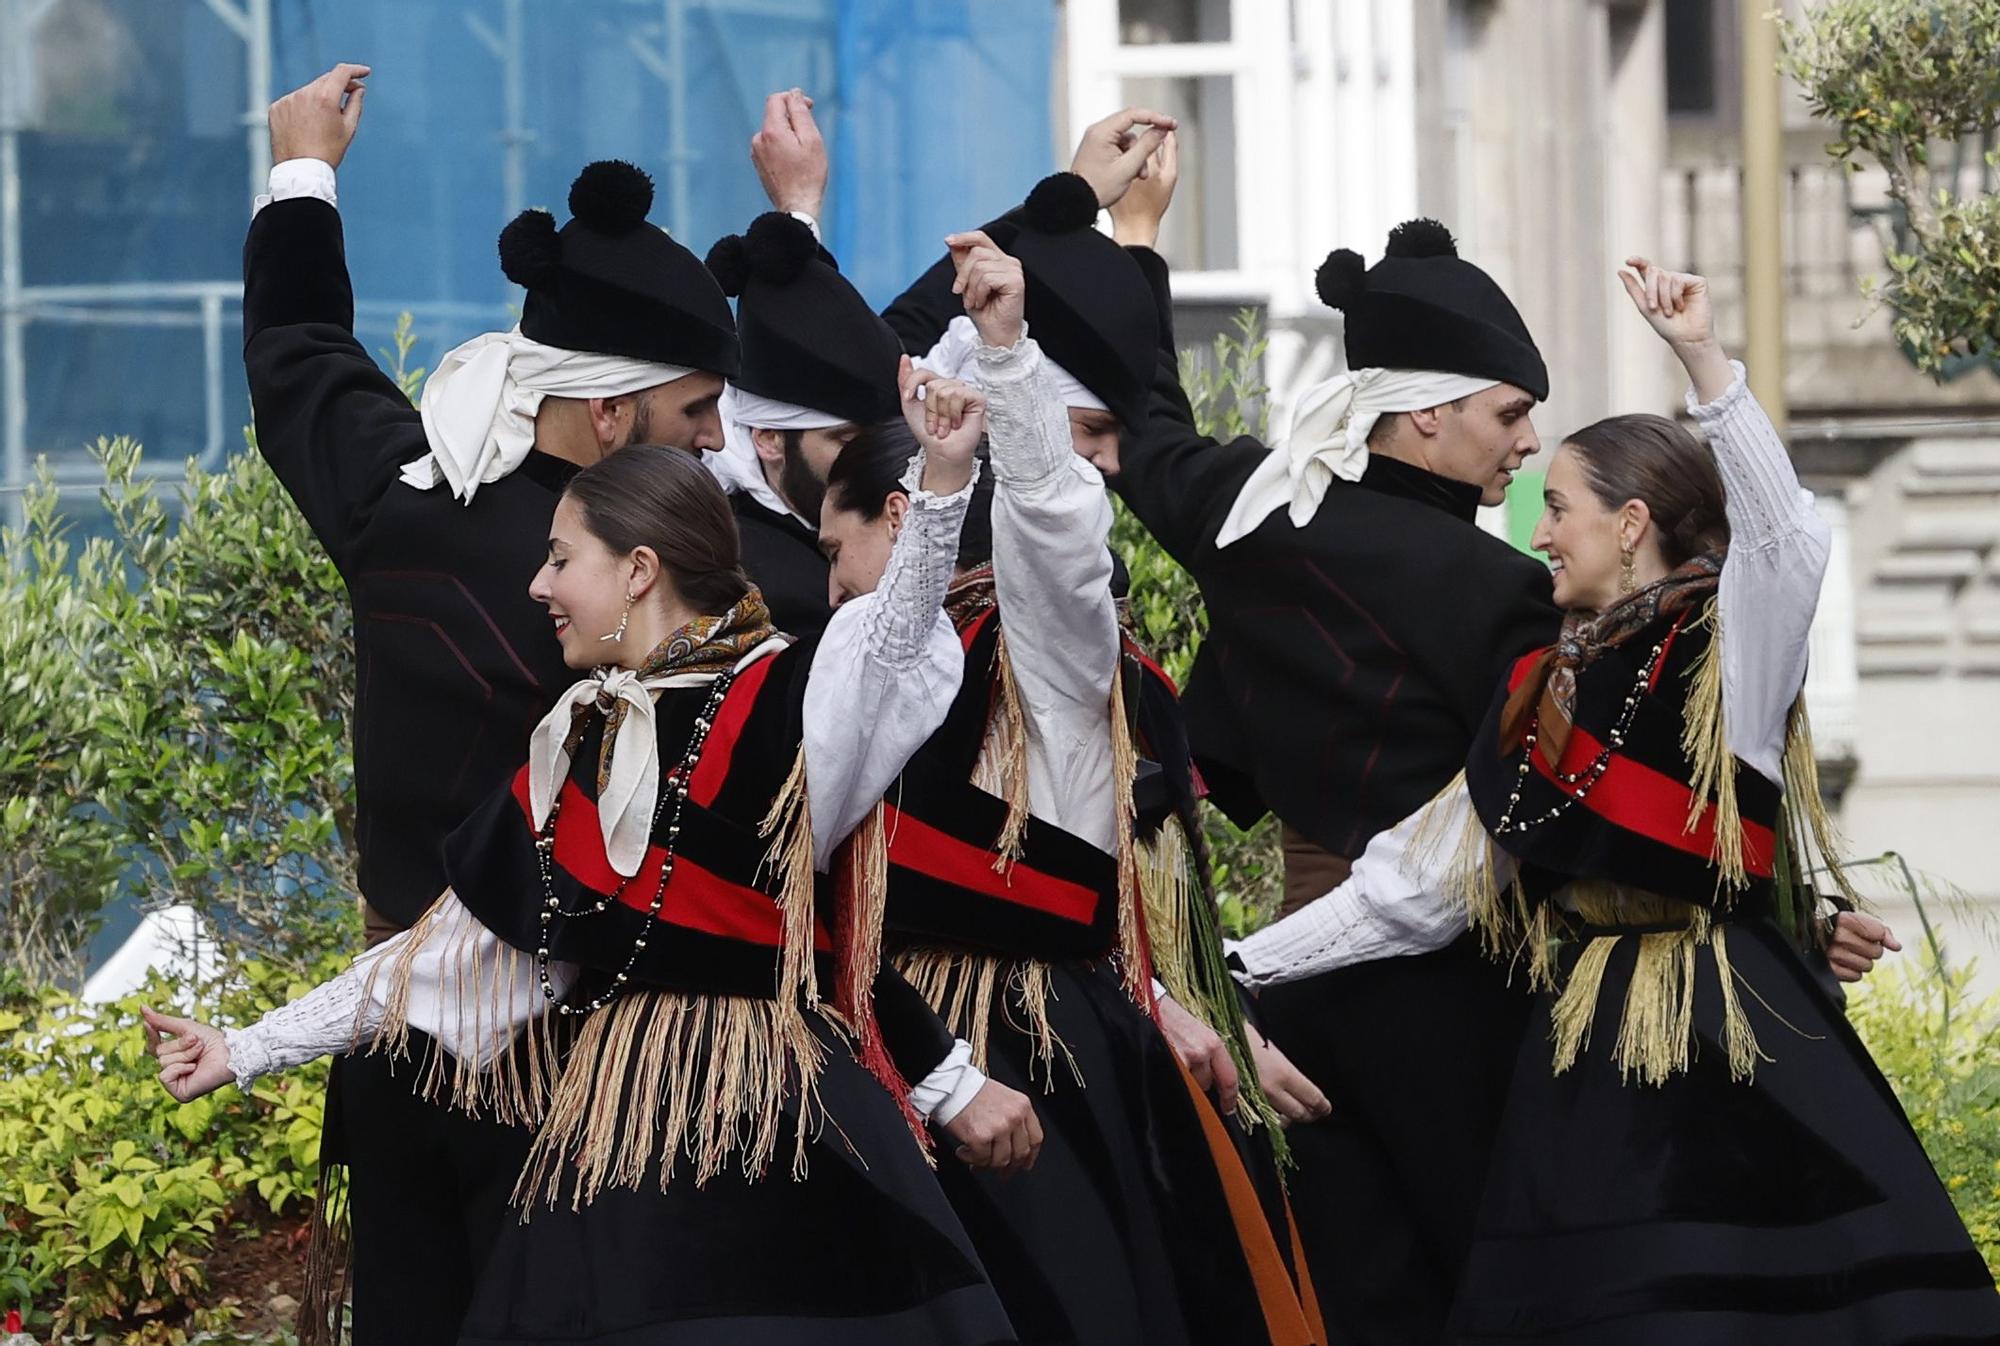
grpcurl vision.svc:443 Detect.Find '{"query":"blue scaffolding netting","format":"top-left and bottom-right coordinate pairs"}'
top-left (2, 0), bottom-right (1054, 502)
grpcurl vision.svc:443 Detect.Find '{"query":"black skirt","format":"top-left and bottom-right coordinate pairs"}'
top-left (1452, 917), bottom-right (2000, 1345)
top-left (930, 960), bottom-right (1280, 1346)
top-left (454, 1015), bottom-right (1016, 1346)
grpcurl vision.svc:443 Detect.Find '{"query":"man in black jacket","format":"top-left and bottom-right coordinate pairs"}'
top-left (1107, 189), bottom-right (1563, 1340)
top-left (244, 64), bottom-right (738, 1343)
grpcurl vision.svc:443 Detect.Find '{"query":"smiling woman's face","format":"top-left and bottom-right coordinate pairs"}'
top-left (527, 494), bottom-right (634, 667)
top-left (1530, 444), bottom-right (1627, 612)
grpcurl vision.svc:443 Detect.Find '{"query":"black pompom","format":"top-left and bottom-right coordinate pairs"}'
top-left (742, 211), bottom-right (818, 286)
top-left (497, 209), bottom-right (562, 288)
top-left (1313, 248), bottom-right (1367, 311)
top-left (567, 160), bottom-right (654, 234)
top-left (704, 234), bottom-right (748, 297)
top-left (1023, 172), bottom-right (1099, 234)
top-left (1383, 217), bottom-right (1457, 259)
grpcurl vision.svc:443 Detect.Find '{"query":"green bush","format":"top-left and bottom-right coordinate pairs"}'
top-left (1112, 310), bottom-right (1284, 933)
top-left (0, 957), bottom-right (340, 1341)
top-left (1850, 959), bottom-right (2000, 1274)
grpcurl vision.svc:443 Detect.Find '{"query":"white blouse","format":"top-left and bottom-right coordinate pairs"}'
top-left (1233, 363), bottom-right (1831, 988)
top-left (225, 462), bottom-right (990, 1124)
top-left (975, 331), bottom-right (1122, 855)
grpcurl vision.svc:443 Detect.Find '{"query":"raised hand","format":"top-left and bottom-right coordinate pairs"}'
top-left (1068, 106), bottom-right (1177, 208)
top-left (142, 1006), bottom-right (235, 1105)
top-left (899, 356), bottom-right (983, 496)
top-left (1618, 256), bottom-right (1731, 402)
top-left (268, 63), bottom-right (370, 170)
top-left (1108, 129), bottom-right (1178, 250)
top-left (750, 88), bottom-right (827, 218)
top-left (939, 1078), bottom-right (1044, 1174)
top-left (945, 229), bottom-right (1025, 350)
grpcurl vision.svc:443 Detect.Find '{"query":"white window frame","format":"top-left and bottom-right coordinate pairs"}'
top-left (1063, 0), bottom-right (1423, 318)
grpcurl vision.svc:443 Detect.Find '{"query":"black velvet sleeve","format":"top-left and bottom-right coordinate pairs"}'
top-left (1124, 244), bottom-right (1178, 357)
top-left (879, 206), bottom-right (1028, 356)
top-left (1108, 346), bottom-right (1264, 567)
top-left (242, 197), bottom-right (428, 571)
top-left (871, 963), bottom-right (958, 1088)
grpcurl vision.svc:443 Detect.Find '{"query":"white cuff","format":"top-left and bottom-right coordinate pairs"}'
top-left (253, 158), bottom-right (339, 216)
top-left (788, 209), bottom-right (822, 241)
top-left (910, 1038), bottom-right (987, 1126)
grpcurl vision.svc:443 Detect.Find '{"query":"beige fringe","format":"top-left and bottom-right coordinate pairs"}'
top-left (1139, 817), bottom-right (1197, 1005)
top-left (982, 629), bottom-right (1033, 867)
top-left (1547, 884), bottom-right (1762, 1086)
top-left (895, 947), bottom-right (1081, 1091)
top-left (1108, 666), bottom-right (1153, 1006)
top-left (1780, 696), bottom-right (1861, 910)
top-left (1680, 603), bottom-right (1747, 895)
top-left (353, 892), bottom-right (560, 1128)
top-left (841, 804), bottom-right (890, 1019)
top-left (759, 746), bottom-right (820, 1016)
top-left (1406, 771), bottom-right (1556, 990)
top-left (513, 990), bottom-right (828, 1215)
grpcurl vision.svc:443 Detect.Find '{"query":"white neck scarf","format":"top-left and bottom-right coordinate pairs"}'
top-left (707, 382), bottom-right (849, 525)
top-left (403, 326), bottom-right (695, 504)
top-left (918, 315), bottom-right (1108, 412)
top-left (525, 640), bottom-right (787, 877)
top-left (1213, 364), bottom-right (1498, 549)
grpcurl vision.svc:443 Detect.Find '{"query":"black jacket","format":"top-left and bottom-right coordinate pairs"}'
top-left (731, 492), bottom-right (832, 639)
top-left (243, 197), bottom-right (576, 928)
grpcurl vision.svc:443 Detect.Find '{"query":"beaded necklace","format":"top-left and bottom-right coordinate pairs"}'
top-left (1491, 637), bottom-right (1665, 837)
top-left (534, 669), bottom-right (738, 1015)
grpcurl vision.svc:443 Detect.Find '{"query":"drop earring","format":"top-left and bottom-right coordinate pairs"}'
top-left (1618, 545), bottom-right (1637, 595)
top-left (600, 590), bottom-right (633, 643)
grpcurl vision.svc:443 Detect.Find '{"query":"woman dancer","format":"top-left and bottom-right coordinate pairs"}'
top-left (144, 427), bottom-right (1026, 1344)
top-left (1234, 259), bottom-right (2000, 1343)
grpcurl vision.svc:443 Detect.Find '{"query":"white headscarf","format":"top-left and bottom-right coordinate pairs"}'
top-left (1212, 359), bottom-right (1498, 549)
top-left (917, 315), bottom-right (1108, 413)
top-left (705, 382), bottom-right (851, 525)
top-left (402, 325), bottom-right (695, 504)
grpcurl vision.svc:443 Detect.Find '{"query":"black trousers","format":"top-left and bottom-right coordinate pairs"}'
top-left (1257, 936), bottom-right (1532, 1346)
top-left (331, 1047), bottom-right (534, 1345)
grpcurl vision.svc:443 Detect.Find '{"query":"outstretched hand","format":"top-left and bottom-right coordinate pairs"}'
top-left (1109, 129), bottom-right (1179, 250)
top-left (945, 229), bottom-right (1025, 350)
top-left (899, 355), bottom-right (983, 496)
top-left (269, 63), bottom-right (370, 170)
top-left (142, 1006), bottom-right (234, 1105)
top-left (1069, 106), bottom-right (1177, 208)
top-left (751, 88), bottom-right (826, 218)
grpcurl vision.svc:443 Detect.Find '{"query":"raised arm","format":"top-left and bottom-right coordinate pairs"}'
top-left (244, 65), bottom-right (429, 571)
top-left (935, 229), bottom-right (1123, 851)
top-left (801, 387), bottom-right (978, 858)
top-left (1619, 259), bottom-right (1832, 784)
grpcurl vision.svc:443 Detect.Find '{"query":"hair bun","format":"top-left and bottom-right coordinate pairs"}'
top-left (1023, 171), bottom-right (1100, 234)
top-left (498, 208), bottom-right (562, 288)
top-left (742, 211), bottom-right (819, 286)
top-left (567, 160), bottom-right (654, 234)
top-left (704, 234), bottom-right (749, 297)
top-left (1383, 217), bottom-right (1458, 259)
top-left (1313, 248), bottom-right (1367, 311)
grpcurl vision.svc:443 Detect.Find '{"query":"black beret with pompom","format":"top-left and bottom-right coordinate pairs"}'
top-left (1314, 248), bottom-right (1367, 311)
top-left (1382, 217), bottom-right (1457, 259)
top-left (741, 211), bottom-right (819, 287)
top-left (705, 234), bottom-right (748, 297)
top-left (497, 209), bottom-right (562, 288)
top-left (1023, 172), bottom-right (1100, 235)
top-left (567, 160), bottom-right (654, 234)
